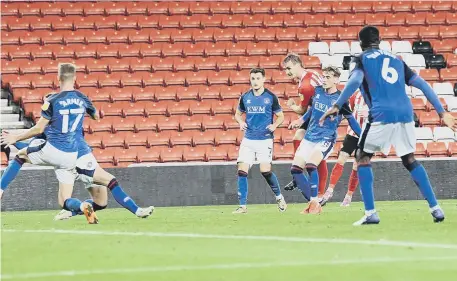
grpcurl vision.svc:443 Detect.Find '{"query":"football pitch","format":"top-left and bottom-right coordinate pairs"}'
top-left (2, 200), bottom-right (457, 281)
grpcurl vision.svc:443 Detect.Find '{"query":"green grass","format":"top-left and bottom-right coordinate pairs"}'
top-left (2, 200), bottom-right (457, 281)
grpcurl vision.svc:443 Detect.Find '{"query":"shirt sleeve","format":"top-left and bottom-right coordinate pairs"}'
top-left (40, 100), bottom-right (53, 120)
top-left (238, 95), bottom-right (246, 112)
top-left (339, 102), bottom-right (353, 118)
top-left (272, 94), bottom-right (282, 114)
top-left (82, 95), bottom-right (97, 118)
top-left (403, 61), bottom-right (418, 86)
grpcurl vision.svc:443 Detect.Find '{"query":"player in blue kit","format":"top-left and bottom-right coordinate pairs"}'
top-left (233, 68), bottom-right (286, 214)
top-left (0, 63), bottom-right (99, 223)
top-left (321, 26), bottom-right (457, 225)
top-left (6, 93), bottom-right (154, 221)
top-left (289, 66), bottom-right (362, 214)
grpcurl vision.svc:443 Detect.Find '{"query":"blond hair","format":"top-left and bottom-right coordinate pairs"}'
top-left (322, 66), bottom-right (341, 77)
top-left (58, 63), bottom-right (76, 82)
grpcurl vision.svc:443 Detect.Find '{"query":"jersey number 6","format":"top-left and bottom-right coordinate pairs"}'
top-left (381, 58), bottom-right (399, 84)
top-left (59, 108), bottom-right (84, 133)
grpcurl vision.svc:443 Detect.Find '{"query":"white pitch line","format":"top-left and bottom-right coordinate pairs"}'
top-left (4, 229), bottom-right (457, 250)
top-left (2, 256), bottom-right (457, 280)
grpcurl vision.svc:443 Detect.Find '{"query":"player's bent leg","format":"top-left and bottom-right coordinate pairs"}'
top-left (285, 129), bottom-right (307, 191)
top-left (88, 185), bottom-right (108, 210)
top-left (353, 149), bottom-right (379, 226)
top-left (290, 155), bottom-right (311, 202)
top-left (400, 153), bottom-right (444, 223)
top-left (260, 163), bottom-right (286, 212)
top-left (341, 161), bottom-right (359, 207)
top-left (234, 163), bottom-right (249, 214)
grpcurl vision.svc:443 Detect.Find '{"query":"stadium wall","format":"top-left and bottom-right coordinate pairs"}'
top-left (2, 160), bottom-right (457, 211)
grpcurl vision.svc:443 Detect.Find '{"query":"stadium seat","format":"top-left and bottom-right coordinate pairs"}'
top-left (146, 101), bottom-right (170, 116)
top-left (419, 69), bottom-right (440, 82)
top-left (427, 142), bottom-right (448, 157)
top-left (448, 142), bottom-right (457, 157)
top-left (287, 42), bottom-right (310, 56)
top-left (184, 71), bottom-right (209, 86)
top-left (281, 15), bottom-right (302, 28)
top-left (212, 100), bottom-right (237, 115)
top-left (132, 88), bottom-right (155, 102)
top-left (424, 54), bottom-right (446, 70)
top-left (198, 86), bottom-right (221, 100)
top-left (180, 115), bottom-right (203, 131)
top-left (183, 147), bottom-right (207, 162)
top-left (276, 28), bottom-right (297, 42)
top-left (92, 148), bottom-right (116, 167)
top-left (440, 25), bottom-right (457, 40)
top-left (168, 101), bottom-right (191, 115)
top-left (124, 131), bottom-right (150, 148)
top-left (402, 54), bottom-right (426, 69)
top-left (365, 13), bottom-right (386, 27)
top-left (385, 13), bottom-right (406, 26)
top-left (103, 132), bottom-right (127, 148)
top-left (189, 2), bottom-right (210, 15)
top-left (329, 42), bottom-right (350, 56)
top-left (86, 118), bottom-right (113, 133)
top-left (110, 116), bottom-right (136, 133)
top-left (192, 131), bottom-right (216, 146)
top-left (271, 2), bottom-right (291, 14)
top-left (445, 97), bottom-right (457, 112)
top-left (379, 41), bottom-right (392, 53)
top-left (419, 26), bottom-right (440, 40)
top-left (440, 68), bottom-right (457, 82)
top-left (430, 39), bottom-right (457, 54)
top-left (225, 145), bottom-right (240, 161)
top-left (379, 26), bottom-right (400, 40)
top-left (392, 41), bottom-right (413, 55)
top-left (305, 14), bottom-right (326, 27)
top-left (169, 131), bottom-right (193, 147)
top-left (160, 147), bottom-right (184, 162)
top-left (215, 130), bottom-right (239, 145)
top-left (155, 86), bottom-right (178, 101)
top-left (177, 86), bottom-right (199, 101)
top-left (296, 27), bottom-right (319, 41)
top-left (259, 56), bottom-right (282, 70)
top-left (205, 146), bottom-right (228, 162)
top-left (309, 42), bottom-right (329, 56)
top-left (251, 2), bottom-right (272, 14)
top-left (183, 42), bottom-right (206, 57)
top-left (426, 97), bottom-right (448, 111)
top-left (320, 55), bottom-right (344, 68)
top-left (202, 115), bottom-right (225, 131)
top-left (273, 144), bottom-right (294, 160)
top-left (207, 71), bottom-right (231, 85)
top-left (134, 147), bottom-right (160, 163)
top-left (419, 111), bottom-right (440, 126)
top-left (446, 12), bottom-right (457, 26)
top-left (222, 15), bottom-right (244, 28)
top-left (433, 83), bottom-right (455, 96)
top-left (433, 127), bottom-right (456, 142)
top-left (190, 100), bottom-right (212, 115)
top-left (149, 132), bottom-right (171, 147)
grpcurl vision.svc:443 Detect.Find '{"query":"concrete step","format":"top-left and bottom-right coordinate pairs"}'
top-left (1, 99), bottom-right (9, 107)
top-left (0, 121), bottom-right (27, 129)
top-left (1, 114), bottom-right (20, 122)
top-left (1, 106), bottom-right (16, 114)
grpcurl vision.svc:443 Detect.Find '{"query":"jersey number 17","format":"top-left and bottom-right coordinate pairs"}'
top-left (59, 108), bottom-right (84, 133)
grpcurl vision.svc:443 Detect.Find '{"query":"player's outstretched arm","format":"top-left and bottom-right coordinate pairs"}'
top-left (346, 115), bottom-right (362, 136)
top-left (289, 107), bottom-right (311, 129)
top-left (0, 117), bottom-right (49, 147)
top-left (234, 108), bottom-right (247, 131)
top-left (408, 76), bottom-right (445, 114)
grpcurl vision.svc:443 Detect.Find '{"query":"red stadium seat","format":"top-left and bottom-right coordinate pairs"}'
top-left (174, 57), bottom-right (195, 72)
top-left (110, 116), bottom-right (136, 132)
top-left (103, 132), bottom-right (127, 148)
top-left (426, 12), bottom-right (447, 26)
top-left (352, 1), bottom-right (373, 13)
top-left (273, 144), bottom-right (294, 160)
top-left (325, 14), bottom-right (345, 27)
top-left (446, 54), bottom-right (457, 68)
top-left (448, 142), bottom-right (457, 157)
top-left (194, 57), bottom-right (218, 71)
top-left (192, 131), bottom-right (216, 146)
top-left (92, 148), bottom-right (116, 167)
top-left (171, 29), bottom-right (194, 43)
top-left (337, 27), bottom-right (359, 41)
top-left (411, 98), bottom-right (426, 111)
top-left (426, 97), bottom-right (448, 112)
top-left (281, 129), bottom-right (296, 144)
top-left (427, 142), bottom-right (448, 157)
top-left (99, 102), bottom-right (124, 117)
top-left (304, 14), bottom-right (326, 27)
top-left (220, 85), bottom-right (245, 100)
top-left (271, 2), bottom-right (291, 14)
top-left (204, 42), bottom-right (227, 56)
top-left (230, 70), bottom-right (251, 85)
top-left (124, 131), bottom-right (149, 147)
top-left (365, 13), bottom-right (386, 27)
top-left (419, 111), bottom-right (440, 126)
top-left (180, 115), bottom-right (203, 131)
top-left (440, 68), bottom-right (457, 82)
top-left (259, 56), bottom-right (282, 70)
top-left (198, 86), bottom-right (221, 100)
top-left (379, 26), bottom-right (399, 40)
top-left (202, 115), bottom-right (225, 131)
top-left (200, 15), bottom-right (224, 28)
top-left (180, 15), bottom-right (202, 29)
top-left (226, 42), bottom-right (248, 57)
top-left (385, 13), bottom-right (407, 26)
top-left (189, 2), bottom-right (211, 15)
top-left (158, 15), bottom-right (181, 29)
top-left (183, 42), bottom-right (206, 57)
top-left (190, 100), bottom-right (212, 115)
top-left (206, 146), bottom-right (228, 162)
top-left (440, 25), bottom-right (457, 40)
top-left (207, 71), bottom-right (231, 85)
top-left (186, 71), bottom-right (210, 86)
top-left (145, 101), bottom-right (169, 116)
top-left (214, 28), bottom-right (236, 42)
top-left (169, 131), bottom-right (193, 147)
top-left (179, 86), bottom-right (200, 101)
top-left (419, 26), bottom-right (440, 40)
top-left (157, 116), bottom-right (181, 131)
top-left (222, 15), bottom-right (244, 28)
top-left (234, 28), bottom-right (256, 42)
top-left (446, 12), bottom-right (457, 25)
top-left (132, 88), bottom-right (155, 102)
top-left (183, 146), bottom-right (207, 162)
top-left (238, 56), bottom-right (260, 70)
top-left (220, 115), bottom-right (239, 130)
top-left (243, 14), bottom-right (264, 28)
top-left (430, 39), bottom-right (457, 54)
top-left (255, 28), bottom-right (277, 42)
top-left (136, 147), bottom-right (160, 163)
top-left (407, 12), bottom-right (427, 26)
top-left (212, 100), bottom-right (236, 115)
top-left (155, 86), bottom-right (177, 101)
top-left (160, 147), bottom-right (184, 162)
top-left (344, 14), bottom-right (366, 27)
top-left (296, 27), bottom-right (319, 41)
top-left (283, 15), bottom-right (305, 28)
top-left (168, 101), bottom-right (192, 116)
top-left (399, 26), bottom-right (420, 40)
top-left (263, 15), bottom-right (285, 28)
top-left (86, 118), bottom-right (113, 133)
top-left (134, 117), bottom-right (158, 132)
top-left (419, 69), bottom-right (440, 82)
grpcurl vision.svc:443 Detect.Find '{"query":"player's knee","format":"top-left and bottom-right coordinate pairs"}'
top-left (92, 202), bottom-right (107, 212)
top-left (305, 163), bottom-right (317, 174)
top-left (401, 153), bottom-right (419, 171)
top-left (337, 151), bottom-right (350, 164)
top-left (355, 149), bottom-right (372, 165)
top-left (261, 171), bottom-right (272, 179)
top-left (290, 165), bottom-right (303, 175)
top-left (237, 170), bottom-right (248, 177)
top-left (107, 178), bottom-right (119, 190)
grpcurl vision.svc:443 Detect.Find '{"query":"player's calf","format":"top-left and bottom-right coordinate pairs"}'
top-left (290, 165), bottom-right (310, 201)
top-left (235, 169), bottom-right (249, 212)
top-left (260, 169), bottom-right (286, 211)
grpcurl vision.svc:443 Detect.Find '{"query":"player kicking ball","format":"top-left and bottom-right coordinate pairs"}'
top-left (233, 68), bottom-right (286, 214)
top-left (289, 66), bottom-right (361, 214)
top-left (321, 91), bottom-right (369, 207)
top-left (282, 54), bottom-right (329, 201)
top-left (320, 26), bottom-right (457, 225)
top-left (0, 63), bottom-right (98, 224)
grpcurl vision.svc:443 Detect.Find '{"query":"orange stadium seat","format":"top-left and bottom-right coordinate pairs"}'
top-left (440, 68), bottom-right (457, 82)
top-left (419, 111), bottom-right (441, 126)
top-left (180, 115), bottom-right (203, 131)
top-left (427, 142), bottom-right (449, 157)
top-left (426, 12), bottom-right (447, 25)
top-left (160, 147), bottom-right (184, 162)
top-left (112, 117), bottom-right (137, 133)
top-left (205, 146), bottom-right (228, 162)
top-left (263, 15), bottom-right (285, 28)
top-left (86, 118), bottom-right (113, 133)
top-left (273, 144), bottom-right (294, 160)
top-left (198, 86), bottom-right (221, 100)
top-left (221, 115), bottom-right (239, 130)
top-left (282, 15), bottom-right (304, 28)
top-left (411, 98), bottom-right (426, 111)
top-left (157, 116), bottom-right (181, 131)
top-left (189, 2), bottom-right (210, 14)
top-left (169, 131), bottom-right (193, 147)
top-left (183, 147), bottom-right (207, 162)
top-left (270, 2), bottom-right (291, 14)
top-left (446, 12), bottom-right (457, 25)
top-left (149, 132), bottom-right (171, 147)
top-left (116, 148), bottom-right (139, 166)
top-left (124, 131), bottom-right (150, 147)
top-left (136, 147), bottom-right (160, 163)
top-left (103, 132), bottom-right (127, 148)
top-left (440, 25), bottom-right (457, 40)
top-left (168, 101), bottom-right (192, 115)
top-left (225, 145), bottom-right (240, 161)
top-left (419, 26), bottom-right (440, 40)
top-left (419, 69), bottom-right (440, 82)
top-left (448, 142), bottom-right (457, 157)
top-left (255, 28), bottom-right (277, 42)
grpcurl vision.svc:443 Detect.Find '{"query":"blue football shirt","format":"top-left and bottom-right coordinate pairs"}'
top-left (41, 90), bottom-right (96, 153)
top-left (305, 87), bottom-right (353, 143)
top-left (238, 89), bottom-right (282, 140)
top-left (351, 48), bottom-right (417, 124)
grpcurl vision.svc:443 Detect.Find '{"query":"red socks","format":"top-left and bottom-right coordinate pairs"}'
top-left (347, 169), bottom-right (359, 195)
top-left (317, 160), bottom-right (328, 196)
top-left (293, 140), bottom-right (301, 154)
top-left (329, 163), bottom-right (344, 187)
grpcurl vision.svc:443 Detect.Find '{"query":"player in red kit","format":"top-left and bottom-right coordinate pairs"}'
top-left (282, 53), bottom-right (328, 202)
top-left (321, 90), bottom-right (369, 207)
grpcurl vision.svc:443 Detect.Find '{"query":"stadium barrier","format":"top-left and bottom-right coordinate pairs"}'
top-left (1, 159), bottom-right (457, 211)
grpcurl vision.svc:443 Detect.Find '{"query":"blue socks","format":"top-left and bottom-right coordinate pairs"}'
top-left (306, 164), bottom-right (319, 199)
top-left (1, 156), bottom-right (25, 191)
top-left (409, 162), bottom-right (438, 208)
top-left (108, 178), bottom-right (139, 214)
top-left (13, 141), bottom-right (28, 150)
top-left (237, 170), bottom-right (248, 205)
top-left (261, 171), bottom-right (281, 198)
top-left (291, 165), bottom-right (310, 201)
top-left (357, 164), bottom-right (375, 212)
top-left (63, 198), bottom-right (82, 213)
